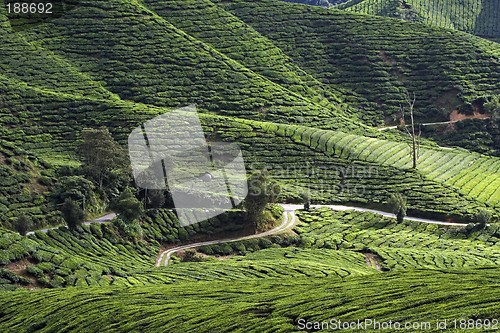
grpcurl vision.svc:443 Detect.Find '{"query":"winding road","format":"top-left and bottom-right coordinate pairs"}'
top-left (24, 204), bottom-right (471, 265)
top-left (156, 204), bottom-right (469, 266)
top-left (26, 213), bottom-right (117, 235)
top-left (377, 116), bottom-right (490, 132)
top-left (155, 206), bottom-right (297, 266)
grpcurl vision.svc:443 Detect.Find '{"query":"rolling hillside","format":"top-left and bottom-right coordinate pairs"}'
top-left (0, 0), bottom-right (499, 331)
top-left (0, 0), bottom-right (499, 226)
top-left (220, 0), bottom-right (500, 125)
top-left (16, 0), bottom-right (354, 129)
top-left (1, 269), bottom-right (499, 332)
top-left (1, 0), bottom-right (496, 227)
top-left (336, 0), bottom-right (500, 41)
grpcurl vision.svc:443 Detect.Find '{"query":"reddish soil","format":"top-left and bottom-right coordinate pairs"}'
top-left (449, 109), bottom-right (490, 122)
top-left (364, 253), bottom-right (383, 271)
top-left (5, 258), bottom-right (33, 274)
top-left (5, 258), bottom-right (42, 290)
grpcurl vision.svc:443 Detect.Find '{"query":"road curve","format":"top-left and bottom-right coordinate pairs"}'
top-left (282, 204), bottom-right (469, 226)
top-left (155, 206), bottom-right (297, 267)
top-left (377, 117), bottom-right (490, 131)
top-left (156, 204), bottom-right (469, 266)
top-left (26, 213), bottom-right (117, 235)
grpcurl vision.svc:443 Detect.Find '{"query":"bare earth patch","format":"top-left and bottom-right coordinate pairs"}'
top-left (364, 253), bottom-right (383, 271)
top-left (449, 109), bottom-right (490, 122)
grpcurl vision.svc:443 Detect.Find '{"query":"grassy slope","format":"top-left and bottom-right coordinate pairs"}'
top-left (0, 269), bottom-right (499, 332)
top-left (220, 0), bottom-right (500, 125)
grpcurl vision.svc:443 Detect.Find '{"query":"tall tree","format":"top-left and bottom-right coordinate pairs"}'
top-left (401, 92), bottom-right (421, 169)
top-left (302, 192), bottom-right (311, 211)
top-left (111, 188), bottom-right (144, 222)
top-left (474, 209), bottom-right (492, 229)
top-left (388, 193), bottom-right (407, 223)
top-left (243, 170), bottom-right (280, 230)
top-left (78, 127), bottom-right (128, 189)
top-left (15, 215), bottom-right (32, 236)
top-left (61, 198), bottom-right (85, 230)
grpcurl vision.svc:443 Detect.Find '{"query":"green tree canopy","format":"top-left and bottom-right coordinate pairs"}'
top-left (78, 127), bottom-right (128, 190)
top-left (61, 198), bottom-right (85, 230)
top-left (15, 215), bottom-right (32, 236)
top-left (243, 170), bottom-right (280, 229)
top-left (111, 188), bottom-right (144, 222)
top-left (388, 193), bottom-right (407, 223)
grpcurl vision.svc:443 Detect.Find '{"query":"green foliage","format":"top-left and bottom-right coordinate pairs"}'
top-left (388, 192), bottom-right (407, 223)
top-left (14, 215), bottom-right (31, 236)
top-left (60, 198), bottom-right (84, 230)
top-left (0, 142), bottom-right (56, 229)
top-left (222, 0), bottom-right (500, 125)
top-left (78, 127), bottom-right (128, 190)
top-left (244, 170), bottom-right (280, 230)
top-left (296, 208), bottom-right (500, 270)
top-left (111, 188), bottom-right (144, 222)
top-left (474, 209), bottom-right (492, 228)
top-left (302, 192), bottom-right (311, 210)
top-left (253, 120), bottom-right (500, 211)
top-left (0, 268), bottom-right (500, 332)
top-left (336, 0), bottom-right (500, 41)
top-left (484, 95), bottom-right (500, 120)
top-left (112, 218), bottom-right (143, 241)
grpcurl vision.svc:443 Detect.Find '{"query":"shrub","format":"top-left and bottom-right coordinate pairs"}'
top-left (178, 228), bottom-right (189, 242)
top-left (474, 210), bottom-right (492, 229)
top-left (110, 188), bottom-right (144, 222)
top-left (49, 275), bottom-right (66, 288)
top-left (36, 262), bottom-right (56, 273)
top-left (258, 238), bottom-right (273, 249)
top-left (198, 245), bottom-right (214, 255)
top-left (0, 268), bottom-right (19, 283)
top-left (61, 198), bottom-right (85, 229)
top-left (14, 215), bottom-right (32, 236)
top-left (26, 266), bottom-right (44, 278)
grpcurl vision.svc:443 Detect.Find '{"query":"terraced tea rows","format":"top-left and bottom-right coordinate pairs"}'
top-left (222, 0), bottom-right (500, 124)
top-left (252, 120), bottom-right (500, 208)
top-left (109, 248), bottom-right (377, 287)
top-left (0, 140), bottom-right (58, 228)
top-left (1, 269), bottom-right (499, 332)
top-left (0, 223), bottom-right (159, 289)
top-left (143, 0), bottom-right (345, 110)
top-left (203, 115), bottom-right (489, 217)
top-left (337, 0), bottom-right (500, 40)
top-left (295, 208), bottom-right (500, 270)
top-left (18, 0), bottom-right (353, 130)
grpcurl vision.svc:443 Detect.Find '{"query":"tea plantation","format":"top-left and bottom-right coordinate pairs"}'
top-left (221, 0), bottom-right (500, 124)
top-left (1, 0), bottom-right (500, 331)
top-left (1, 268), bottom-right (500, 332)
top-left (295, 208), bottom-right (500, 270)
top-left (336, 0), bottom-right (500, 41)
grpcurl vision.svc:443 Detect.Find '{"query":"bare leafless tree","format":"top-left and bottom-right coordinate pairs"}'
top-left (401, 92), bottom-right (421, 169)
